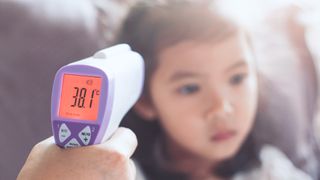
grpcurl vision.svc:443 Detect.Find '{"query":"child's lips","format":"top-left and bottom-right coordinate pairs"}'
top-left (211, 130), bottom-right (237, 142)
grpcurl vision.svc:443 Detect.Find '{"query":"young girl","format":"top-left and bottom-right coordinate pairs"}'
top-left (18, 0), bottom-right (319, 179)
top-left (116, 1), bottom-right (319, 179)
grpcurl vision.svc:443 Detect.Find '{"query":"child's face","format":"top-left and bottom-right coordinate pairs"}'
top-left (144, 32), bottom-right (258, 162)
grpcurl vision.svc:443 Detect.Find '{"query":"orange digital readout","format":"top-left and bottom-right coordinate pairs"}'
top-left (59, 74), bottom-right (102, 121)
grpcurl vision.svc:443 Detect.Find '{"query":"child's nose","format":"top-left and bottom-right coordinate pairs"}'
top-left (204, 93), bottom-right (233, 122)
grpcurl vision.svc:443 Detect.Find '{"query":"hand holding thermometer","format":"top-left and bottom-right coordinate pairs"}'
top-left (51, 44), bottom-right (144, 148)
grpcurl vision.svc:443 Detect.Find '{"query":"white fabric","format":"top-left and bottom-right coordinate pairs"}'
top-left (233, 146), bottom-right (312, 180)
top-left (134, 160), bottom-right (147, 180)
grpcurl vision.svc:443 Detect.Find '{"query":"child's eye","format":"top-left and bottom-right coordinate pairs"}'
top-left (177, 84), bottom-right (200, 95)
top-left (229, 73), bottom-right (247, 86)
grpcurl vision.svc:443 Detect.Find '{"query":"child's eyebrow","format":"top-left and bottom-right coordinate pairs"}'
top-left (225, 60), bottom-right (248, 73)
top-left (169, 71), bottom-right (201, 82)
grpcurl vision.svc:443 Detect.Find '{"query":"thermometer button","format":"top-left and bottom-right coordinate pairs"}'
top-left (64, 138), bottom-right (81, 148)
top-left (78, 126), bottom-right (92, 145)
top-left (59, 123), bottom-right (71, 143)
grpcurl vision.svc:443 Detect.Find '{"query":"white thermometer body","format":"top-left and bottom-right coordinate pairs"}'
top-left (51, 44), bottom-right (144, 148)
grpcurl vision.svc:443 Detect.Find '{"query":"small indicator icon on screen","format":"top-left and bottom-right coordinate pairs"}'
top-left (86, 80), bottom-right (93, 86)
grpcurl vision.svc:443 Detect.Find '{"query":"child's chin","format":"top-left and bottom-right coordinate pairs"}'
top-left (203, 144), bottom-right (241, 162)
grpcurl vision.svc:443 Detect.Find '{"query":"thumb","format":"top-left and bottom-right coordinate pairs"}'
top-left (98, 127), bottom-right (138, 158)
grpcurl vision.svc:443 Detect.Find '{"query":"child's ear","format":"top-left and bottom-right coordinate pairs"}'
top-left (133, 96), bottom-right (157, 121)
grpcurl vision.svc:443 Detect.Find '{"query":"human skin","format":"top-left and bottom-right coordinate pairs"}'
top-left (134, 32), bottom-right (258, 179)
top-left (17, 127), bottom-right (137, 180)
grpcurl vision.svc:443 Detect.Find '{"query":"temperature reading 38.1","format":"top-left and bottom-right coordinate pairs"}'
top-left (59, 74), bottom-right (102, 121)
top-left (71, 87), bottom-right (100, 108)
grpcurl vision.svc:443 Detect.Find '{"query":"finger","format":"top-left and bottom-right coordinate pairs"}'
top-left (32, 136), bottom-right (56, 149)
top-left (98, 127), bottom-right (138, 158)
top-left (42, 136), bottom-right (55, 145)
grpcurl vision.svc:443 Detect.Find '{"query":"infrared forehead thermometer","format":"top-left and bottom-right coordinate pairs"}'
top-left (51, 44), bottom-right (144, 148)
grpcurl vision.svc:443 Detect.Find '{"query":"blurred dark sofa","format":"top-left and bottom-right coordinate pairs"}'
top-left (0, 1), bottom-right (103, 179)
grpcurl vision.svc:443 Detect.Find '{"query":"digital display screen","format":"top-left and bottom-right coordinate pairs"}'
top-left (59, 74), bottom-right (102, 121)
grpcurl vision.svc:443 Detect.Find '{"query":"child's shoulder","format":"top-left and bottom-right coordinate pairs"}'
top-left (233, 145), bottom-right (312, 180)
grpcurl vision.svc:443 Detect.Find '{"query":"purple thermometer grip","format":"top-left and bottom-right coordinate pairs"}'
top-left (51, 65), bottom-right (114, 148)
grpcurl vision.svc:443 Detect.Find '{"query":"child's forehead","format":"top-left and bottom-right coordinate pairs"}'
top-left (158, 31), bottom-right (247, 60)
top-left (155, 33), bottom-right (252, 74)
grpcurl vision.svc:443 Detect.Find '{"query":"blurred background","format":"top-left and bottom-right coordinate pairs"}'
top-left (0, 0), bottom-right (319, 179)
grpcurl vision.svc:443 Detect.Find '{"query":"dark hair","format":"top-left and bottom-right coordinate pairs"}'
top-left (116, 1), bottom-right (260, 179)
